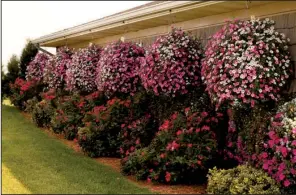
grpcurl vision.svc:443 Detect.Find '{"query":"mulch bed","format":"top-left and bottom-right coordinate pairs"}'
top-left (21, 111), bottom-right (206, 194)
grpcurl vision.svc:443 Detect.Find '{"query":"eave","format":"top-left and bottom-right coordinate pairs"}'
top-left (32, 1), bottom-right (277, 47)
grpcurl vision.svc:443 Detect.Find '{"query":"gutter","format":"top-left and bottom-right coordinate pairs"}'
top-left (35, 44), bottom-right (54, 56)
top-left (32, 1), bottom-right (222, 45)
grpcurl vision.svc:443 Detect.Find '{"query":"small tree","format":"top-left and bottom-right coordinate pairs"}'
top-left (1, 64), bottom-right (8, 100)
top-left (19, 40), bottom-right (38, 79)
top-left (7, 55), bottom-right (20, 78)
top-left (2, 55), bottom-right (20, 97)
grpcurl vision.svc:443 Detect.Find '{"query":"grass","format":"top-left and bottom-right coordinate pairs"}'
top-left (2, 102), bottom-right (152, 194)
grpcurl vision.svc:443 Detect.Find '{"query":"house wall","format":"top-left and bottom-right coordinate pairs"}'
top-left (66, 1), bottom-right (296, 92)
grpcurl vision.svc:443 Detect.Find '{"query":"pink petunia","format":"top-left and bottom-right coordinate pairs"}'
top-left (283, 180), bottom-right (291, 187)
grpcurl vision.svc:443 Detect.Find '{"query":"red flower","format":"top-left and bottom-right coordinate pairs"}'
top-left (176, 130), bottom-right (182, 136)
top-left (159, 120), bottom-right (170, 131)
top-left (165, 172), bottom-right (171, 182)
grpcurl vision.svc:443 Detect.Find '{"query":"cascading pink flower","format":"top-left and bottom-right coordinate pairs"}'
top-left (44, 46), bottom-right (73, 89)
top-left (259, 98), bottom-right (296, 188)
top-left (26, 52), bottom-right (50, 82)
top-left (96, 40), bottom-right (145, 97)
top-left (139, 27), bottom-right (203, 97)
top-left (66, 43), bottom-right (102, 93)
top-left (202, 18), bottom-right (292, 109)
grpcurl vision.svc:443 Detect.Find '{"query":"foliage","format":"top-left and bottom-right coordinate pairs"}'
top-left (202, 18), bottom-right (292, 109)
top-left (32, 100), bottom-right (54, 127)
top-left (66, 43), bottom-right (101, 93)
top-left (139, 27), bottom-right (203, 97)
top-left (7, 55), bottom-right (20, 77)
top-left (24, 97), bottom-right (39, 113)
top-left (78, 98), bottom-right (130, 157)
top-left (26, 53), bottom-right (49, 82)
top-left (122, 106), bottom-right (223, 184)
top-left (44, 47), bottom-right (73, 90)
top-left (224, 105), bottom-right (275, 164)
top-left (206, 165), bottom-right (280, 194)
top-left (96, 41), bottom-right (145, 98)
top-left (19, 40), bottom-right (38, 79)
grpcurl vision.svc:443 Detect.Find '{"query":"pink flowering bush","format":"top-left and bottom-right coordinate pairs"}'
top-left (78, 97), bottom-right (131, 157)
top-left (66, 43), bottom-right (101, 93)
top-left (258, 98), bottom-right (296, 191)
top-left (51, 91), bottom-right (105, 140)
top-left (122, 107), bottom-right (224, 184)
top-left (96, 41), bottom-right (145, 97)
top-left (202, 18), bottom-right (292, 109)
top-left (10, 77), bottom-right (43, 110)
top-left (139, 27), bottom-right (203, 97)
top-left (44, 47), bottom-right (73, 89)
top-left (26, 53), bottom-right (50, 82)
top-left (119, 113), bottom-right (157, 160)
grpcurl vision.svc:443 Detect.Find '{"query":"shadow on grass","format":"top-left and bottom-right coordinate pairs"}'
top-left (2, 104), bottom-right (152, 194)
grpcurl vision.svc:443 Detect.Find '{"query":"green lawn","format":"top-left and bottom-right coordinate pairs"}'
top-left (2, 102), bottom-right (152, 194)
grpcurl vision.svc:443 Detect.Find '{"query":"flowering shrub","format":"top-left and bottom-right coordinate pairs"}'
top-left (44, 47), bottom-right (73, 89)
top-left (202, 18), bottom-right (292, 109)
top-left (119, 114), bottom-right (157, 160)
top-left (78, 98), bottom-right (130, 157)
top-left (51, 94), bottom-right (85, 140)
top-left (9, 77), bottom-right (43, 110)
top-left (96, 41), bottom-right (145, 97)
top-left (139, 27), bottom-right (203, 97)
top-left (258, 98), bottom-right (296, 190)
top-left (26, 53), bottom-right (49, 82)
top-left (66, 43), bottom-right (101, 93)
top-left (122, 107), bottom-right (223, 184)
top-left (206, 165), bottom-right (280, 194)
top-left (32, 100), bottom-right (54, 127)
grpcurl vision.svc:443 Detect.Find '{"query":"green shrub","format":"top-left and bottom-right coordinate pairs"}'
top-left (207, 165), bottom-right (280, 194)
top-left (24, 97), bottom-right (39, 113)
top-left (32, 100), bottom-right (54, 127)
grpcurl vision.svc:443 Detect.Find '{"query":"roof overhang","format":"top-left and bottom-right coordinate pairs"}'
top-left (32, 1), bottom-right (275, 47)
